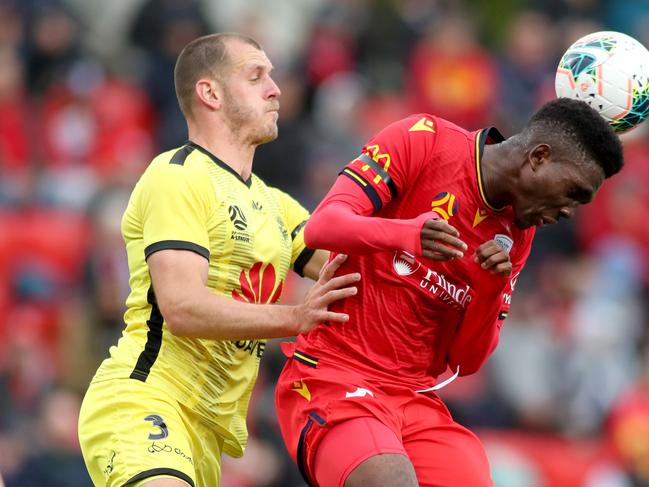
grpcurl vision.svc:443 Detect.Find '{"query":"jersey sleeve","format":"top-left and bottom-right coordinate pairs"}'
top-left (339, 114), bottom-right (438, 213)
top-left (271, 188), bottom-right (314, 277)
top-left (447, 228), bottom-right (535, 376)
top-left (138, 163), bottom-right (214, 261)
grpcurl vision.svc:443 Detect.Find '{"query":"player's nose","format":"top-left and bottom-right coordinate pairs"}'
top-left (267, 77), bottom-right (281, 99)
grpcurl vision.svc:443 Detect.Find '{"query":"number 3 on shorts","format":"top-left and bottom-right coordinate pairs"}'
top-left (144, 414), bottom-right (169, 440)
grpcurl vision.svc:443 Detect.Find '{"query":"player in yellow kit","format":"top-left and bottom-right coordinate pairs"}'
top-left (78, 33), bottom-right (360, 487)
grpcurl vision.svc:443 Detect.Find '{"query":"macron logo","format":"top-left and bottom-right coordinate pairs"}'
top-left (345, 387), bottom-right (374, 398)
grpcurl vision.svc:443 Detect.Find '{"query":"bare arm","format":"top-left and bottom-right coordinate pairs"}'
top-left (148, 250), bottom-right (359, 340)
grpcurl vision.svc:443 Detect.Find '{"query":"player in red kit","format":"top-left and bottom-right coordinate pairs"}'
top-left (275, 98), bottom-right (624, 487)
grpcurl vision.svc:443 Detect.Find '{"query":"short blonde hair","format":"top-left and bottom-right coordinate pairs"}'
top-left (173, 32), bottom-right (262, 118)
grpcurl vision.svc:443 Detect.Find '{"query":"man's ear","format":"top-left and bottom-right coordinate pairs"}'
top-left (528, 143), bottom-right (551, 171)
top-left (194, 78), bottom-right (221, 111)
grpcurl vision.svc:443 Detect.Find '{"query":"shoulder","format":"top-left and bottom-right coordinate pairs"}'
top-left (369, 114), bottom-right (472, 151)
top-left (381, 114), bottom-right (469, 134)
top-left (144, 146), bottom-right (210, 179)
top-left (135, 147), bottom-right (214, 203)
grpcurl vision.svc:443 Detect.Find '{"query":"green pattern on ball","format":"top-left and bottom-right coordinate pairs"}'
top-left (610, 84), bottom-right (649, 133)
top-left (559, 51), bottom-right (597, 79)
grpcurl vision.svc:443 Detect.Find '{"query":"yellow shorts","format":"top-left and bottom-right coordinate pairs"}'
top-left (78, 377), bottom-right (223, 487)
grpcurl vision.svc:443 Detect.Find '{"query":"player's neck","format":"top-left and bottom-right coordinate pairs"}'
top-left (188, 123), bottom-right (255, 180)
top-left (481, 143), bottom-right (518, 210)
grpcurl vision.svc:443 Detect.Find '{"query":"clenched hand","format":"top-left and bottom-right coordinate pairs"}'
top-left (474, 240), bottom-right (512, 276)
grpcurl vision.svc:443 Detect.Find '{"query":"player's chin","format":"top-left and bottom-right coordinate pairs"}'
top-left (253, 125), bottom-right (278, 145)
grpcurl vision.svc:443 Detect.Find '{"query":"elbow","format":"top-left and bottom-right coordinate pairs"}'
top-left (456, 361), bottom-right (483, 377)
top-left (447, 356), bottom-right (484, 377)
top-left (447, 339), bottom-right (499, 377)
top-left (303, 217), bottom-right (322, 248)
top-left (303, 221), bottom-right (314, 248)
top-left (304, 205), bottom-right (339, 248)
top-left (164, 315), bottom-right (186, 337)
top-left (157, 299), bottom-right (191, 337)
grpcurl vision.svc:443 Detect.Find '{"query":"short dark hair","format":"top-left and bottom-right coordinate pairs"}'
top-left (526, 98), bottom-right (624, 178)
top-left (174, 33), bottom-right (262, 118)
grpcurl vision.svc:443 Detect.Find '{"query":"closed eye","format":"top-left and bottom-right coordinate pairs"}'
top-left (248, 64), bottom-right (272, 83)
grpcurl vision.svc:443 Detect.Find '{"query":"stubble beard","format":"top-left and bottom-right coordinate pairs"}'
top-left (222, 88), bottom-right (278, 146)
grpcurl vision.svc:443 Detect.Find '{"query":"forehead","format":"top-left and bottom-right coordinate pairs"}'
top-left (225, 39), bottom-right (272, 72)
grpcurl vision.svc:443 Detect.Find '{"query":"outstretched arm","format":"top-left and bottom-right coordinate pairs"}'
top-left (148, 250), bottom-right (360, 340)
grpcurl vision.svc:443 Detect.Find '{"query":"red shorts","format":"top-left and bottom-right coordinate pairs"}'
top-left (275, 343), bottom-right (493, 487)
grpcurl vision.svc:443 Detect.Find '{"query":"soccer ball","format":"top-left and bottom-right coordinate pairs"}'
top-left (555, 31), bottom-right (649, 133)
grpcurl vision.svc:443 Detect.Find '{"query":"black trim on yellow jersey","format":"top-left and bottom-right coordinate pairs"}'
top-left (293, 247), bottom-right (316, 277)
top-left (293, 349), bottom-right (319, 368)
top-left (169, 145), bottom-right (195, 165)
top-left (129, 287), bottom-right (164, 382)
top-left (475, 127), bottom-right (506, 212)
top-left (122, 467), bottom-right (195, 487)
top-left (291, 220), bottom-right (308, 240)
top-left (358, 152), bottom-right (398, 199)
top-left (339, 167), bottom-right (382, 212)
top-left (187, 141), bottom-right (252, 187)
top-left (144, 240), bottom-right (209, 261)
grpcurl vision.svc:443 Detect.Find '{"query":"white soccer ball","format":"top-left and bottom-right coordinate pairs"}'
top-left (555, 31), bottom-right (649, 133)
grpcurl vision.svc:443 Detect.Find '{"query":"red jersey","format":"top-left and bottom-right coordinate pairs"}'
top-left (294, 114), bottom-right (535, 390)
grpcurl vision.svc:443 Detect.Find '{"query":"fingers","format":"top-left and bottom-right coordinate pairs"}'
top-left (299, 284), bottom-right (356, 332)
top-left (319, 253), bottom-right (348, 282)
top-left (492, 263), bottom-right (513, 276)
top-left (475, 241), bottom-right (512, 275)
top-left (316, 272), bottom-right (360, 306)
top-left (322, 311), bottom-right (350, 323)
top-left (475, 241), bottom-right (504, 263)
top-left (479, 256), bottom-right (512, 275)
top-left (305, 267), bottom-right (360, 326)
top-left (476, 250), bottom-right (509, 268)
top-left (320, 272), bottom-right (361, 292)
top-left (421, 242), bottom-right (464, 261)
top-left (320, 286), bottom-right (358, 306)
top-left (421, 219), bottom-right (467, 260)
top-left (422, 219), bottom-right (461, 238)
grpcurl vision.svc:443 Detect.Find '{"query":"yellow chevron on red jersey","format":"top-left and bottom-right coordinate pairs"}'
top-left (408, 116), bottom-right (436, 133)
top-left (291, 380), bottom-right (311, 401)
top-left (473, 208), bottom-right (489, 227)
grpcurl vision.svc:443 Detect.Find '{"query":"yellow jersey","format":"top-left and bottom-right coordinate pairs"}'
top-left (92, 141), bottom-right (313, 457)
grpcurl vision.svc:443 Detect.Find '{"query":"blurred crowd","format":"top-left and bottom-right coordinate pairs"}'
top-left (0, 0), bottom-right (648, 486)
